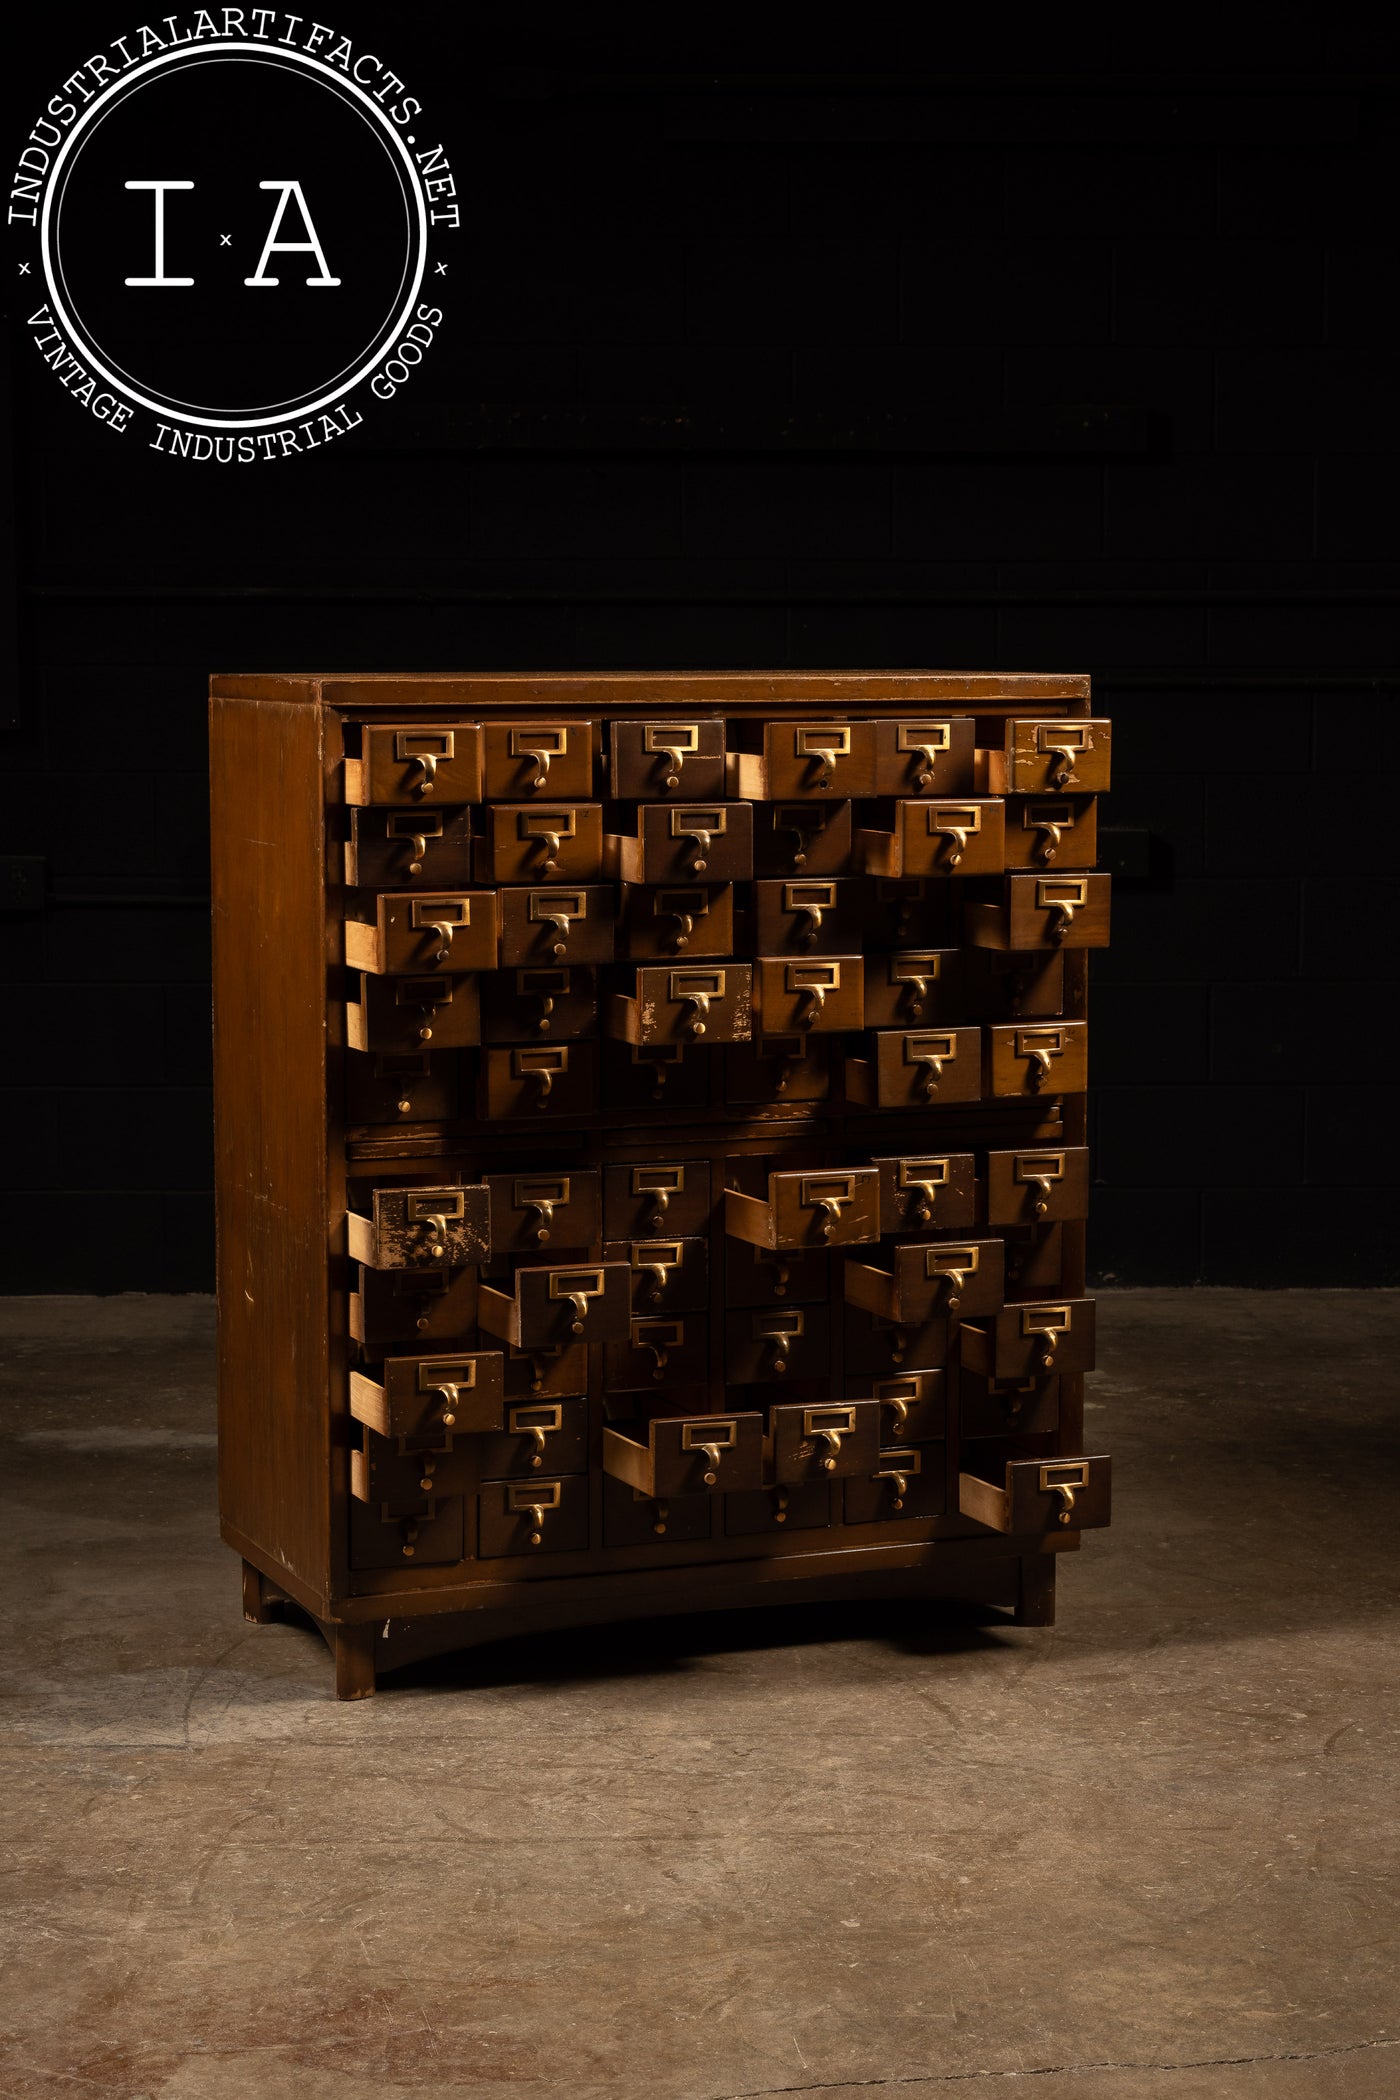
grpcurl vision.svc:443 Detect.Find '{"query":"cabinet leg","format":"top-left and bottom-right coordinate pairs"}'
top-left (1014, 1552), bottom-right (1057, 1627)
top-left (332, 1623), bottom-right (377, 1700)
top-left (242, 1559), bottom-right (283, 1624)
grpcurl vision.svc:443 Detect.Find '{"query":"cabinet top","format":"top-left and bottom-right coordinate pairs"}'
top-left (209, 669), bottom-right (1091, 713)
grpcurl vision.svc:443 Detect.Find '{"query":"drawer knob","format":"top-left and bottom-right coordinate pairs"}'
top-left (1043, 741), bottom-right (1080, 789)
top-left (1033, 820), bottom-right (1062, 865)
top-left (406, 754), bottom-right (437, 796)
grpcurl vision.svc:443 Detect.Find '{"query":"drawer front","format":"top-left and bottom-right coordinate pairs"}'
top-left (618, 882), bottom-right (735, 960)
top-left (755, 956), bottom-right (864, 1034)
top-left (487, 1169), bottom-right (602, 1254)
top-left (1003, 1454), bottom-right (1111, 1531)
top-left (605, 1314), bottom-right (710, 1392)
top-left (352, 1265), bottom-right (479, 1349)
top-left (988, 1022), bottom-right (1089, 1099)
top-left (724, 1302), bottom-right (832, 1384)
top-left (966, 947), bottom-right (1065, 1021)
top-left (349, 1495), bottom-right (465, 1569)
top-left (486, 804), bottom-right (604, 885)
top-left (843, 1303), bottom-right (950, 1377)
top-left (986, 1146), bottom-right (1091, 1225)
top-left (959, 1371), bottom-right (1060, 1440)
top-left (1003, 795), bottom-right (1098, 871)
top-left (500, 1340), bottom-right (589, 1400)
top-left (371, 890), bottom-right (499, 974)
top-left (603, 1236), bottom-right (709, 1314)
top-left (869, 1027), bottom-right (983, 1108)
top-left (844, 1369), bottom-right (948, 1445)
top-left (1003, 1223), bottom-right (1066, 1298)
top-left (770, 1398), bottom-right (881, 1483)
top-left (894, 798), bottom-right (1006, 877)
top-left (843, 1444), bottom-right (948, 1523)
top-left (753, 878), bottom-right (866, 956)
top-left (498, 886), bottom-right (616, 968)
top-left (355, 722), bottom-right (483, 806)
top-left (862, 949), bottom-right (965, 1030)
top-left (629, 802), bottom-right (754, 883)
top-left (1002, 872), bottom-right (1112, 950)
top-left (1006, 717), bottom-right (1111, 794)
top-left (478, 1042), bottom-right (599, 1120)
top-left (480, 965), bottom-right (599, 1044)
top-left (753, 800), bottom-right (853, 876)
top-left (609, 717), bottom-right (726, 799)
top-left (724, 1033), bottom-right (831, 1105)
top-left (482, 719), bottom-right (595, 799)
top-left (724, 1482), bottom-right (832, 1535)
top-left (757, 719), bottom-right (877, 798)
top-left (350, 1351), bottom-right (505, 1440)
top-left (872, 1153), bottom-right (978, 1237)
top-left (352, 1439), bottom-right (472, 1514)
top-left (725, 1240), bottom-right (829, 1309)
top-left (601, 1040), bottom-right (712, 1112)
top-left (603, 1159), bottom-right (712, 1239)
top-left (602, 1472), bottom-right (715, 1546)
top-left (346, 806), bottom-right (473, 889)
top-left (872, 716), bottom-right (977, 797)
top-left (766, 1168), bottom-right (880, 1248)
top-left (869, 878), bottom-right (952, 949)
top-left (496, 1262), bottom-right (632, 1348)
top-left (478, 1474), bottom-right (590, 1556)
top-left (345, 1051), bottom-right (458, 1128)
top-left (354, 972), bottom-right (481, 1052)
top-left (960, 1298), bottom-right (1096, 1379)
top-left (472, 1397), bottom-right (589, 1480)
top-left (363, 1183), bottom-right (491, 1270)
top-left (620, 964), bottom-right (753, 1044)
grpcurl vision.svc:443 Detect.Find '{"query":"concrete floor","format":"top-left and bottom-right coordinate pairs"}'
top-left (1, 1293), bottom-right (1398, 2100)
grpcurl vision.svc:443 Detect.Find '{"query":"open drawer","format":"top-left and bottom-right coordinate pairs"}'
top-left (844, 1238), bottom-right (1005, 1323)
top-left (959, 1455), bottom-right (1111, 1534)
top-left (603, 1413), bottom-right (764, 1497)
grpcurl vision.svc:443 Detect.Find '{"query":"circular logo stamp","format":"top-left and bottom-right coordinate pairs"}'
top-left (10, 15), bottom-right (457, 460)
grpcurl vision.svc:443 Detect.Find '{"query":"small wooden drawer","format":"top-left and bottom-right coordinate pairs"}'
top-left (992, 717), bottom-right (1111, 795)
top-left (872, 1153), bottom-right (977, 1236)
top-left (872, 716), bottom-right (977, 797)
top-left (754, 956), bottom-right (864, 1034)
top-left (842, 1303), bottom-right (950, 1377)
top-left (603, 1159), bottom-right (711, 1239)
top-left (769, 1398), bottom-right (881, 1483)
top-left (482, 719), bottom-right (596, 799)
top-left (483, 803), bottom-right (604, 885)
top-left (608, 717), bottom-right (726, 798)
top-left (346, 1183), bottom-right (490, 1271)
top-left (724, 1034), bottom-right (830, 1105)
top-left (1003, 795), bottom-right (1098, 871)
top-left (958, 1297), bottom-right (1097, 1380)
top-left (1003, 1224), bottom-right (1067, 1298)
top-left (725, 1241), bottom-right (829, 1308)
top-left (501, 1340), bottom-right (589, 1400)
top-left (845, 1027), bottom-right (983, 1109)
top-left (603, 1235), bottom-right (709, 1314)
top-left (752, 800), bottom-right (854, 876)
top-left (965, 948), bottom-right (1065, 1021)
top-left (472, 1397), bottom-right (589, 1480)
top-left (348, 971), bottom-right (480, 1053)
top-left (726, 1168), bottom-right (880, 1251)
top-left (480, 965), bottom-right (599, 1044)
top-left (959, 1454), bottom-right (1111, 1533)
top-left (478, 1261), bottom-right (631, 1349)
top-left (487, 1169), bottom-right (601, 1254)
top-left (344, 1051), bottom-right (458, 1127)
top-left (862, 798), bottom-right (1007, 878)
top-left (869, 877), bottom-right (953, 949)
top-left (478, 1474), bottom-right (589, 1556)
top-left (725, 1482), bottom-right (832, 1535)
top-left (345, 722), bottom-right (483, 806)
top-left (350, 1438), bottom-right (472, 1514)
top-left (349, 1496), bottom-right (464, 1569)
top-left (350, 1265), bottom-right (479, 1350)
top-left (732, 719), bottom-right (877, 799)
top-left (345, 806), bottom-right (473, 889)
top-left (724, 1302), bottom-right (832, 1384)
top-left (350, 1351), bottom-right (505, 1440)
top-left (605, 1314), bottom-right (710, 1392)
top-left (966, 873), bottom-right (1112, 951)
top-left (844, 1368), bottom-right (948, 1445)
top-left (843, 1444), bottom-right (948, 1523)
top-left (603, 1413), bottom-right (764, 1497)
top-left (753, 877), bottom-right (866, 956)
top-left (986, 1145), bottom-right (1091, 1225)
top-left (988, 1021), bottom-right (1088, 1099)
top-left (601, 1040), bottom-right (711, 1112)
top-left (607, 802), bottom-right (754, 884)
top-left (607, 963), bottom-right (753, 1045)
top-left (617, 882), bottom-right (735, 960)
top-left (844, 1237), bottom-right (1005, 1324)
top-left (603, 1472), bottom-right (715, 1546)
top-left (477, 1042), bottom-right (599, 1120)
top-left (959, 1370), bottom-right (1060, 1440)
top-left (862, 949), bottom-right (965, 1029)
top-left (497, 886), bottom-right (616, 968)
top-left (345, 890), bottom-right (499, 975)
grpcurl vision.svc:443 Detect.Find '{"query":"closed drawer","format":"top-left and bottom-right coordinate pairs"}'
top-left (725, 1168), bottom-right (880, 1251)
top-left (724, 1482), bottom-right (832, 1535)
top-left (345, 806), bottom-right (473, 889)
top-left (769, 1398), bottom-right (881, 1483)
top-left (845, 1027), bottom-right (983, 1109)
top-left (862, 949), bottom-right (965, 1029)
top-left (871, 716), bottom-right (977, 797)
top-left (487, 1169), bottom-right (601, 1254)
top-left (724, 1033), bottom-right (830, 1106)
top-left (605, 1314), bottom-right (710, 1392)
top-left (348, 971), bottom-right (481, 1053)
top-left (609, 716), bottom-right (726, 798)
top-left (478, 1261), bottom-right (630, 1349)
top-left (477, 1042), bottom-right (599, 1120)
top-left (1003, 795), bottom-right (1098, 871)
top-left (481, 965), bottom-right (599, 1043)
top-left (602, 1040), bottom-right (711, 1113)
top-left (350, 1438), bottom-right (472, 1513)
top-left (501, 1340), bottom-right (588, 1400)
top-left (988, 1021), bottom-right (1088, 1099)
top-left (959, 1454), bottom-right (1111, 1534)
top-left (345, 1050), bottom-right (458, 1127)
top-left (724, 1302), bottom-right (832, 1384)
top-left (349, 1496), bottom-right (464, 1569)
top-left (869, 878), bottom-right (953, 949)
top-left (844, 1237), bottom-right (1005, 1324)
top-left (843, 1303), bottom-right (950, 1377)
top-left (484, 804), bottom-right (604, 885)
top-left (966, 873), bottom-right (1112, 951)
top-left (732, 720), bottom-right (877, 799)
top-left (618, 882), bottom-right (735, 960)
top-left (478, 1474), bottom-right (589, 1556)
top-left (958, 1297), bottom-right (1096, 1380)
top-left (863, 798), bottom-right (1006, 878)
top-left (472, 1397), bottom-right (589, 1479)
top-left (966, 948), bottom-right (1066, 1020)
top-left (345, 722), bottom-right (483, 806)
top-left (843, 1444), bottom-right (948, 1523)
top-left (603, 1235), bottom-right (709, 1313)
top-left (603, 1413), bottom-right (764, 1497)
top-left (346, 1183), bottom-right (490, 1271)
top-left (872, 1153), bottom-right (977, 1236)
top-left (608, 803), bottom-right (754, 884)
top-left (753, 800), bottom-right (854, 876)
top-left (350, 1350), bottom-right (504, 1440)
top-left (482, 719), bottom-right (596, 799)
top-left (498, 886), bottom-right (616, 968)
top-left (350, 1265), bottom-right (479, 1349)
top-left (844, 1368), bottom-right (948, 1445)
top-left (753, 878), bottom-right (866, 955)
top-left (603, 1159), bottom-right (711, 1239)
top-left (986, 1145), bottom-right (1091, 1225)
top-left (1003, 1223), bottom-right (1067, 1298)
top-left (959, 1370), bottom-right (1060, 1440)
top-left (755, 955), bottom-right (864, 1034)
top-left (725, 1240), bottom-right (829, 1308)
top-left (603, 1472), bottom-right (715, 1546)
top-left (345, 890), bottom-right (499, 975)
top-left (608, 963), bottom-right (753, 1046)
top-left (994, 717), bottom-right (1111, 795)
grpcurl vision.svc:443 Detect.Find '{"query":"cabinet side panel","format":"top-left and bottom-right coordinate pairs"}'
top-left (211, 693), bottom-right (330, 1602)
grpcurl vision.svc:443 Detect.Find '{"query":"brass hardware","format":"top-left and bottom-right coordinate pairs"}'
top-left (905, 1031), bottom-right (957, 1100)
top-left (669, 967), bottom-right (725, 1037)
top-left (512, 1044), bottom-right (568, 1107)
top-left (517, 807), bottom-right (577, 874)
top-left (631, 1239), bottom-right (683, 1304)
top-left (513, 1174), bottom-right (571, 1245)
top-left (386, 810), bottom-right (443, 876)
top-left (889, 950), bottom-right (942, 1021)
top-left (509, 1402), bottom-right (563, 1466)
top-left (1039, 1460), bottom-right (1090, 1526)
top-left (924, 1241), bottom-right (979, 1315)
top-left (643, 722), bottom-right (700, 789)
top-left (404, 1189), bottom-right (465, 1260)
top-left (1021, 1303), bottom-right (1071, 1371)
top-left (510, 724), bottom-right (567, 791)
top-left (1035, 721), bottom-right (1090, 789)
top-left (632, 1316), bottom-right (683, 1379)
top-left (655, 886), bottom-right (708, 952)
top-left (394, 729), bottom-right (454, 796)
top-left (755, 1308), bottom-right (804, 1375)
top-left (1023, 799), bottom-right (1072, 865)
top-left (1035, 876), bottom-right (1087, 942)
top-left (507, 1478), bottom-right (561, 1546)
top-left (392, 973), bottom-right (455, 1044)
top-left (793, 723), bottom-right (851, 790)
top-left (895, 720), bottom-right (952, 790)
top-left (773, 803), bottom-right (824, 868)
top-left (874, 1446), bottom-right (920, 1510)
top-left (409, 895), bottom-right (468, 965)
top-left (782, 880), bottom-right (836, 948)
top-left (799, 1172), bottom-right (857, 1241)
top-left (549, 1266), bottom-right (607, 1336)
top-left (803, 1405), bottom-right (856, 1472)
top-left (632, 1163), bottom-right (684, 1230)
top-left (896, 1155), bottom-right (950, 1227)
top-left (416, 1357), bottom-right (477, 1429)
top-left (681, 1417), bottom-right (738, 1486)
top-left (528, 887), bottom-right (586, 958)
top-left (1014, 1150), bottom-right (1066, 1219)
top-left (786, 959), bottom-right (839, 1028)
top-left (925, 802), bottom-right (981, 869)
top-left (669, 805), bottom-right (726, 876)
top-left (1015, 1026), bottom-right (1066, 1091)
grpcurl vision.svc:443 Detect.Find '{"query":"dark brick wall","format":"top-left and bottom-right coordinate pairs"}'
top-left (4, 11), bottom-right (1398, 1288)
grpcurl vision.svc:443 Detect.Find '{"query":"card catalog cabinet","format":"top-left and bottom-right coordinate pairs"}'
top-left (212, 671), bottom-right (1111, 1697)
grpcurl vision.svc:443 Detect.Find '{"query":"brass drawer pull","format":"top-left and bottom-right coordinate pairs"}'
top-left (754, 1308), bottom-right (805, 1375)
top-left (1036, 877), bottom-right (1087, 942)
top-left (1040, 1460), bottom-right (1090, 1525)
top-left (549, 1267), bottom-right (607, 1335)
top-left (1014, 1150), bottom-right (1066, 1219)
top-left (632, 1317), bottom-right (684, 1378)
top-left (669, 968), bottom-right (725, 1037)
top-left (394, 728), bottom-right (453, 795)
top-left (1015, 1027), bottom-right (1066, 1090)
top-left (924, 1242), bottom-right (979, 1314)
top-left (803, 1404), bottom-right (856, 1471)
top-left (669, 806), bottom-right (726, 875)
top-left (905, 1031), bottom-right (956, 1100)
top-left (631, 1240), bottom-right (683, 1304)
top-left (506, 1478), bottom-right (562, 1546)
top-left (1036, 721), bottom-right (1091, 788)
top-left (794, 723), bottom-right (850, 789)
top-left (416, 1357), bottom-right (477, 1428)
top-left (896, 720), bottom-right (952, 789)
top-left (925, 802), bottom-right (981, 869)
top-left (510, 725), bottom-right (566, 791)
top-left (529, 887), bottom-right (586, 957)
top-left (1021, 1303), bottom-right (1071, 1370)
top-left (644, 722), bottom-right (700, 787)
top-left (681, 1417), bottom-right (738, 1486)
top-left (509, 1403), bottom-right (564, 1466)
top-left (511, 1045), bottom-right (568, 1106)
top-left (1023, 799), bottom-right (1073, 864)
top-left (513, 1175), bottom-right (571, 1244)
top-left (799, 1172), bottom-right (856, 1241)
top-left (783, 879), bottom-right (836, 947)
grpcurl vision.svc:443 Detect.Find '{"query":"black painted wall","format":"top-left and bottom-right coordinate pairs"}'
top-left (3, 10), bottom-right (1397, 1290)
